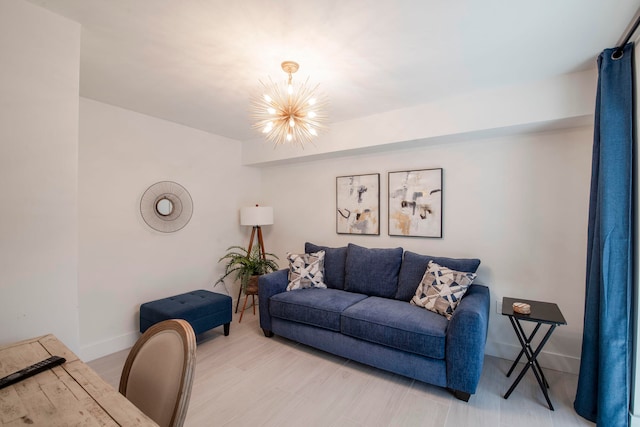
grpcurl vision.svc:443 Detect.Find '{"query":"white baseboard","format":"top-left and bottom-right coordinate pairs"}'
top-left (485, 340), bottom-right (581, 375)
top-left (80, 331), bottom-right (139, 362)
top-left (79, 296), bottom-right (242, 362)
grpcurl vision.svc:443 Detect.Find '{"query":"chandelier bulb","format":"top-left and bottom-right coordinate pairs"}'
top-left (286, 133), bottom-right (293, 142)
top-left (264, 94), bottom-right (272, 103)
top-left (289, 117), bottom-right (295, 127)
top-left (267, 107), bottom-right (276, 114)
top-left (309, 98), bottom-right (316, 106)
top-left (308, 111), bottom-right (317, 118)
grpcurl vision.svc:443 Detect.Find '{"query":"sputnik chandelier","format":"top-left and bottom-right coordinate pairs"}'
top-left (251, 61), bottom-right (327, 148)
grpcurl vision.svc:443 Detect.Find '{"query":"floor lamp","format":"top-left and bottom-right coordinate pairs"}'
top-left (236, 205), bottom-right (274, 313)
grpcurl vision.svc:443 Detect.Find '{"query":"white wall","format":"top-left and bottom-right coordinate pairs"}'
top-left (260, 126), bottom-right (592, 373)
top-left (242, 69), bottom-right (595, 166)
top-left (79, 98), bottom-right (261, 360)
top-left (0, 0), bottom-right (80, 351)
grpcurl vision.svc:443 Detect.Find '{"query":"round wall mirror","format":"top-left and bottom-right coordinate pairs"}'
top-left (140, 181), bottom-right (193, 233)
top-left (156, 198), bottom-right (174, 216)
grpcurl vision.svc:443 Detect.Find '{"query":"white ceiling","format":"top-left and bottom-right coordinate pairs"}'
top-left (27, 0), bottom-right (640, 142)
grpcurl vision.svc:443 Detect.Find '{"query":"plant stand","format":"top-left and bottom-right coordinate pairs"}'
top-left (234, 225), bottom-right (267, 313)
top-left (239, 276), bottom-right (259, 323)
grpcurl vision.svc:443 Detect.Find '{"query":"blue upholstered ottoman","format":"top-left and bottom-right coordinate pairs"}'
top-left (140, 290), bottom-right (232, 336)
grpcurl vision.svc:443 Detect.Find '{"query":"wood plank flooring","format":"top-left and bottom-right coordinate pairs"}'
top-left (88, 308), bottom-right (594, 427)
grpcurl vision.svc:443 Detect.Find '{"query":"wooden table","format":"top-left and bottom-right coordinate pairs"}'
top-left (0, 334), bottom-right (158, 426)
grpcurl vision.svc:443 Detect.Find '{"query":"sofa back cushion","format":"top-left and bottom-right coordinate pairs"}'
top-left (305, 242), bottom-right (347, 289)
top-left (344, 243), bottom-right (403, 298)
top-left (395, 251), bottom-right (481, 301)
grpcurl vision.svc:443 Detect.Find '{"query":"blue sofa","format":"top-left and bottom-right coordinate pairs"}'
top-left (258, 243), bottom-right (490, 401)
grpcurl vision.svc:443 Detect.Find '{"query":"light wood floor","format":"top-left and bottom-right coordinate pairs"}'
top-left (88, 307), bottom-right (594, 427)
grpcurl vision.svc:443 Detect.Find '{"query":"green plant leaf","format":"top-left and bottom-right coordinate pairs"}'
top-left (218, 245), bottom-right (280, 290)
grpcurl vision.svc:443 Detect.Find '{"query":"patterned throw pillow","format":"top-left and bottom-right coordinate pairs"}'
top-left (286, 250), bottom-right (327, 291)
top-left (411, 260), bottom-right (477, 319)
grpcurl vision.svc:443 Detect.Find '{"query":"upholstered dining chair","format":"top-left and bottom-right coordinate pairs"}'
top-left (119, 319), bottom-right (197, 427)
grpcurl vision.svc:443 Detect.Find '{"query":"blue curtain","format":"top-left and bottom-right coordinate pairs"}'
top-left (574, 42), bottom-right (634, 426)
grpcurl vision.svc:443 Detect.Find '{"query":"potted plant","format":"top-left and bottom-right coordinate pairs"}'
top-left (218, 246), bottom-right (279, 294)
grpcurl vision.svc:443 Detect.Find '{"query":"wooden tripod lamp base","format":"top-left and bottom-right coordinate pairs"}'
top-left (246, 225), bottom-right (266, 261)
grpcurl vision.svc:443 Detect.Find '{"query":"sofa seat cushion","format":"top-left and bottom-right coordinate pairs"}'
top-left (341, 296), bottom-right (448, 359)
top-left (269, 288), bottom-right (368, 331)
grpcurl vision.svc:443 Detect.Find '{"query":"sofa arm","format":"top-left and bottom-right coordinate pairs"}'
top-left (258, 268), bottom-right (289, 334)
top-left (445, 284), bottom-right (490, 395)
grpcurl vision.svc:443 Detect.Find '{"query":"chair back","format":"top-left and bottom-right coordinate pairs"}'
top-left (120, 319), bottom-right (196, 427)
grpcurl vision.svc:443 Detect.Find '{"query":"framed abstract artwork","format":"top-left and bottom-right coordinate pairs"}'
top-left (336, 173), bottom-right (380, 235)
top-left (388, 168), bottom-right (443, 238)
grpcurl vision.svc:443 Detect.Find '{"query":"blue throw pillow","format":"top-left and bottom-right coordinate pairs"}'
top-left (305, 242), bottom-right (347, 289)
top-left (344, 243), bottom-right (403, 298)
top-left (395, 251), bottom-right (481, 301)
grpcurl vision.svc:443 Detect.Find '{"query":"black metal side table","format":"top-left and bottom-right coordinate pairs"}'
top-left (501, 297), bottom-right (566, 410)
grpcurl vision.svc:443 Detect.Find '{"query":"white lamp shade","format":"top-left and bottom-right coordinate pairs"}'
top-left (240, 206), bottom-right (274, 226)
